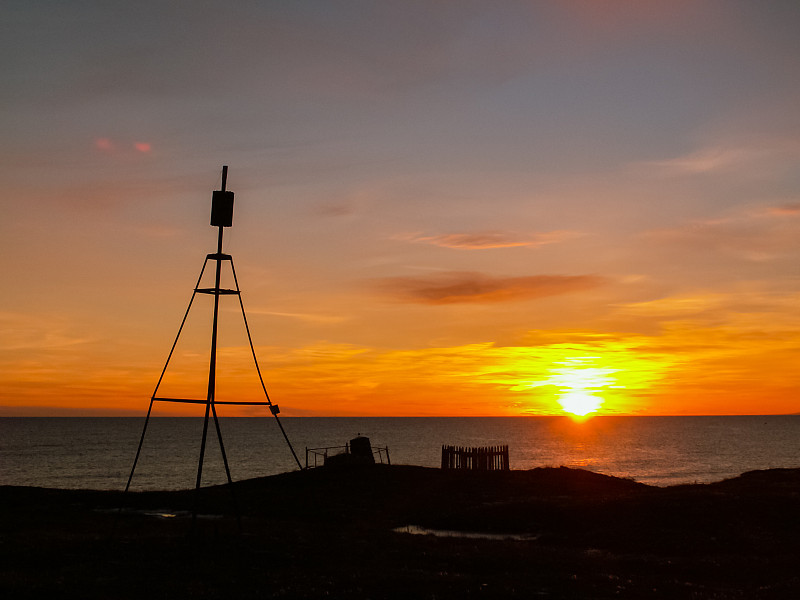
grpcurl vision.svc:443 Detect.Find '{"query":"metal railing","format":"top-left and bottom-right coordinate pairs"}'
top-left (305, 444), bottom-right (391, 469)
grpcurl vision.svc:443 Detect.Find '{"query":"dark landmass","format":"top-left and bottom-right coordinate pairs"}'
top-left (2, 465), bottom-right (800, 599)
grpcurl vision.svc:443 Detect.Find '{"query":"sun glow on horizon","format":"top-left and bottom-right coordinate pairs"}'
top-left (550, 357), bottom-right (615, 417)
top-left (559, 390), bottom-right (604, 417)
top-left (526, 352), bottom-right (624, 417)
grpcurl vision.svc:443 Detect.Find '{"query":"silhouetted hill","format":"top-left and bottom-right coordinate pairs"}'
top-left (2, 465), bottom-right (800, 599)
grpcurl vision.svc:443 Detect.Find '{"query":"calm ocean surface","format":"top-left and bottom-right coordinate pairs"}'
top-left (2, 416), bottom-right (799, 490)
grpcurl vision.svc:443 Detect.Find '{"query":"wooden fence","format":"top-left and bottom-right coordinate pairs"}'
top-left (441, 445), bottom-right (509, 471)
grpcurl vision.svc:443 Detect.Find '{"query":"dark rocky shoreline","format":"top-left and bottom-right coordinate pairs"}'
top-left (2, 465), bottom-right (799, 598)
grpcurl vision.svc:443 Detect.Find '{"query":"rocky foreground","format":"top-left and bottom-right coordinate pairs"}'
top-left (2, 465), bottom-right (800, 599)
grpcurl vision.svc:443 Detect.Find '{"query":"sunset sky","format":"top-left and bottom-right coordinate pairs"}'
top-left (3, 1), bottom-right (800, 416)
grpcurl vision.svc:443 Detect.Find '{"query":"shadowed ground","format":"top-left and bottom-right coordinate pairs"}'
top-left (2, 465), bottom-right (799, 598)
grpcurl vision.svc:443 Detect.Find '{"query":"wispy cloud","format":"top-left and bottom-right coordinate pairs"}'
top-left (642, 202), bottom-right (800, 261)
top-left (314, 202), bottom-right (358, 217)
top-left (94, 137), bottom-right (154, 156)
top-left (398, 230), bottom-right (581, 250)
top-left (244, 309), bottom-right (348, 324)
top-left (621, 293), bottom-right (727, 319)
top-left (617, 288), bottom-right (800, 333)
top-left (766, 202), bottom-right (800, 216)
top-left (638, 138), bottom-right (800, 175)
top-left (132, 223), bottom-right (184, 238)
top-left (0, 312), bottom-right (93, 351)
top-left (371, 271), bottom-right (606, 304)
top-left (644, 146), bottom-right (752, 173)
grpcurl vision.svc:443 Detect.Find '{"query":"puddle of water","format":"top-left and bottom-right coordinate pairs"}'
top-left (140, 510), bottom-right (223, 520)
top-left (98, 508), bottom-right (222, 520)
top-left (143, 511), bottom-right (183, 519)
top-left (394, 524), bottom-right (537, 541)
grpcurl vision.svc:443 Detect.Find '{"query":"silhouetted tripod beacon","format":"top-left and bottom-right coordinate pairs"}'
top-left (124, 166), bottom-right (302, 524)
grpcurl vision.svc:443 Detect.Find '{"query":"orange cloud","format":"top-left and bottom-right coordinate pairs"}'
top-left (641, 203), bottom-right (800, 262)
top-left (315, 201), bottom-right (358, 217)
top-left (644, 146), bottom-right (752, 173)
top-left (93, 138), bottom-right (153, 154)
top-left (637, 137), bottom-right (800, 175)
top-left (767, 202), bottom-right (800, 216)
top-left (6, 315), bottom-right (800, 416)
top-left (205, 335), bottom-right (676, 417)
top-left (401, 230), bottom-right (580, 249)
top-left (372, 271), bottom-right (606, 304)
top-left (153, 323), bottom-right (800, 416)
top-left (94, 138), bottom-right (114, 151)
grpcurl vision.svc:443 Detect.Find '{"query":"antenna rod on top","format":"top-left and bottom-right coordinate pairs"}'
top-left (221, 165), bottom-right (228, 192)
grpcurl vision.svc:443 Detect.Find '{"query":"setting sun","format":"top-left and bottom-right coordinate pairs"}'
top-left (558, 390), bottom-right (603, 417)
top-left (519, 346), bottom-right (651, 417)
top-left (548, 356), bottom-right (614, 417)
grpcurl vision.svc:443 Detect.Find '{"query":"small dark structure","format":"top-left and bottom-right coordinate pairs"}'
top-left (349, 435), bottom-right (375, 463)
top-left (441, 445), bottom-right (509, 471)
top-left (306, 436), bottom-right (390, 469)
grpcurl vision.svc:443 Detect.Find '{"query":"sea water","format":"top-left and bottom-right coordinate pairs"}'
top-left (1, 416), bottom-right (799, 490)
